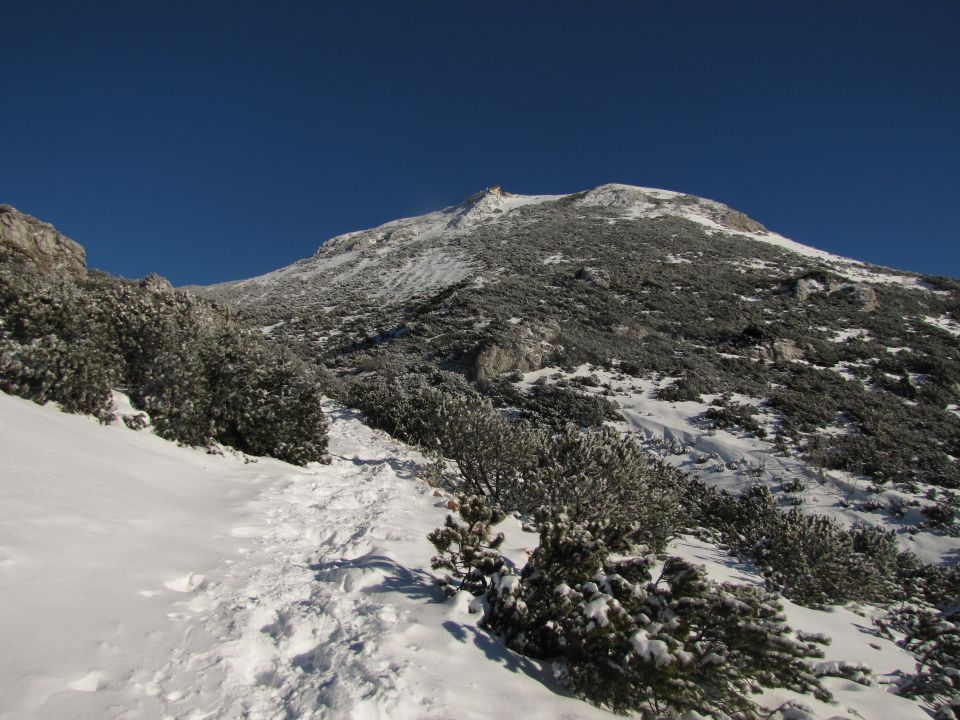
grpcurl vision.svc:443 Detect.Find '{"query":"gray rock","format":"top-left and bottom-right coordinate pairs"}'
top-left (772, 338), bottom-right (805, 362)
top-left (721, 210), bottom-right (767, 234)
top-left (140, 273), bottom-right (174, 293)
top-left (575, 266), bottom-right (611, 289)
top-left (473, 322), bottom-right (559, 384)
top-left (0, 204), bottom-right (85, 278)
top-left (848, 284), bottom-right (879, 312)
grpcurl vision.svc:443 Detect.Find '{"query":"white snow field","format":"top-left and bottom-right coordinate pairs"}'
top-left (0, 393), bottom-right (611, 720)
top-left (0, 392), bottom-right (932, 719)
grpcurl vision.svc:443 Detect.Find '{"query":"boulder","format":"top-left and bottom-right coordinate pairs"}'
top-left (472, 322), bottom-right (559, 384)
top-left (575, 266), bottom-right (611, 289)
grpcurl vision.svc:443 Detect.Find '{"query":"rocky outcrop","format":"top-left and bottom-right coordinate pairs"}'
top-left (140, 273), bottom-right (174, 294)
top-left (771, 338), bottom-right (805, 362)
top-left (790, 277), bottom-right (826, 302)
top-left (575, 266), bottom-right (612, 289)
top-left (845, 284), bottom-right (879, 312)
top-left (472, 322), bottom-right (559, 384)
top-left (720, 210), bottom-right (767, 234)
top-left (788, 275), bottom-right (879, 312)
top-left (751, 338), bottom-right (807, 363)
top-left (0, 205), bottom-right (86, 278)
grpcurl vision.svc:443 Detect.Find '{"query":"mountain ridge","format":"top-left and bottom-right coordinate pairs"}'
top-left (191, 183), bottom-right (936, 305)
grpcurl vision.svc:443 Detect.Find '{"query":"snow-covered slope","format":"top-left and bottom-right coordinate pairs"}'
top-left (194, 183), bottom-right (934, 312)
top-left (0, 393), bottom-right (613, 719)
top-left (197, 186), bottom-right (566, 307)
top-left (0, 389), bottom-right (937, 720)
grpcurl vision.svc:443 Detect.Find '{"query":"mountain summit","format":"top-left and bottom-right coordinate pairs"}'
top-left (193, 183), bottom-right (866, 316)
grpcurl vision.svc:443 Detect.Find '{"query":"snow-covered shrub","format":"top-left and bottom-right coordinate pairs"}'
top-left (936, 697), bottom-right (960, 720)
top-left (753, 514), bottom-right (902, 605)
top-left (0, 334), bottom-right (116, 421)
top-left (705, 397), bottom-right (766, 437)
top-left (427, 495), bottom-right (506, 596)
top-left (0, 269), bottom-right (116, 420)
top-left (517, 381), bottom-right (619, 430)
top-left (203, 333), bottom-right (329, 465)
top-left (358, 375), bottom-right (683, 548)
top-left (813, 660), bottom-right (874, 686)
top-left (520, 424), bottom-right (684, 552)
top-left (879, 598), bottom-right (960, 711)
top-left (482, 511), bottom-right (830, 718)
top-left (0, 265), bottom-right (329, 465)
top-left (430, 392), bottom-right (536, 504)
top-left (924, 490), bottom-right (960, 536)
top-left (657, 371), bottom-right (713, 402)
top-left (688, 482), bottom-right (904, 605)
top-left (352, 375), bottom-right (535, 504)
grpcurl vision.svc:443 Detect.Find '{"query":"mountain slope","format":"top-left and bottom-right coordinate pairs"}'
top-left (192, 184), bottom-right (960, 559)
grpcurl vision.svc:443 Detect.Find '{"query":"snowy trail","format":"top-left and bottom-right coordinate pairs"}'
top-left (129, 406), bottom-right (612, 720)
top-left (0, 394), bottom-right (610, 719)
top-left (150, 407), bottom-right (436, 719)
top-left (0, 394), bottom-right (588, 719)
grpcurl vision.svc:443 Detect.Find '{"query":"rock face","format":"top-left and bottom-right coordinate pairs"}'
top-left (0, 205), bottom-right (86, 278)
top-left (472, 322), bottom-right (559, 385)
top-left (720, 210), bottom-right (767, 233)
top-left (789, 276), bottom-right (879, 312)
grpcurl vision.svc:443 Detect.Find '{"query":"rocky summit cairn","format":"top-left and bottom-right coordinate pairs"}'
top-left (0, 204), bottom-right (86, 278)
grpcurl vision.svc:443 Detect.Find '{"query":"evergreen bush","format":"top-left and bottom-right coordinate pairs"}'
top-left (0, 264), bottom-right (328, 464)
top-left (427, 495), bottom-right (506, 595)
top-left (480, 510), bottom-right (830, 718)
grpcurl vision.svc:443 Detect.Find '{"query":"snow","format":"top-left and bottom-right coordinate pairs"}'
top-left (829, 328), bottom-right (871, 343)
top-left (0, 389), bottom-right (944, 719)
top-left (922, 314), bottom-right (960, 337)
top-left (570, 184), bottom-right (935, 292)
top-left (667, 536), bottom-right (928, 720)
top-left (629, 628), bottom-right (674, 666)
top-left (196, 183), bottom-right (941, 319)
top-left (583, 595), bottom-right (614, 627)
top-left (514, 364), bottom-right (960, 565)
top-left (372, 247), bottom-right (475, 301)
top-left (0, 393), bottom-right (277, 719)
top-left (0, 393), bottom-right (615, 720)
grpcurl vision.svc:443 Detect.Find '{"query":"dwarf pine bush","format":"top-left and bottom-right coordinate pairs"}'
top-left (879, 597), bottom-right (960, 714)
top-left (0, 263), bottom-right (328, 465)
top-left (520, 424), bottom-right (683, 552)
top-left (352, 374), bottom-right (536, 504)
top-left (480, 510), bottom-right (830, 718)
top-left (427, 495), bottom-right (506, 596)
top-left (687, 482), bottom-right (904, 605)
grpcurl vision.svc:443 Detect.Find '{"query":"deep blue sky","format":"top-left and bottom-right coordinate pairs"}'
top-left (2, 1), bottom-right (958, 285)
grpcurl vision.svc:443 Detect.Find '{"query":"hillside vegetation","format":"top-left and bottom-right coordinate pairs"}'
top-left (0, 262), bottom-right (328, 465)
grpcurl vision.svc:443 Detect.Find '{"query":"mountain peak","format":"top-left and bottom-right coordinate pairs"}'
top-left (463, 185), bottom-right (506, 203)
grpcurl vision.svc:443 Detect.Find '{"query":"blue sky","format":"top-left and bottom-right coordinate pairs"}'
top-left (2, 1), bottom-right (958, 285)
